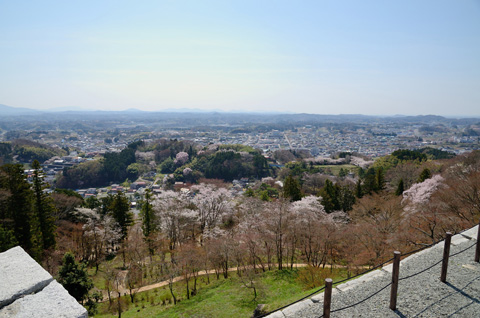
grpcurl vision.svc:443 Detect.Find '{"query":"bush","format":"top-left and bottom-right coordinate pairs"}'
top-left (296, 266), bottom-right (329, 289)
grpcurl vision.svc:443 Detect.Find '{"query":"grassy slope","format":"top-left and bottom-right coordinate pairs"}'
top-left (94, 268), bottom-right (347, 318)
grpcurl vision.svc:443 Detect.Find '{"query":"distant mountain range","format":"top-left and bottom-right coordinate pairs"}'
top-left (0, 104), bottom-right (44, 115)
top-left (1, 104), bottom-right (478, 124)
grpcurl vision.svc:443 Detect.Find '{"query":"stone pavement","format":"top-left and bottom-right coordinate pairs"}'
top-left (265, 226), bottom-right (480, 318)
top-left (0, 246), bottom-right (87, 318)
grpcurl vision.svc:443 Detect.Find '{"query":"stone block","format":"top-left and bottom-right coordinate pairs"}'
top-left (0, 280), bottom-right (87, 318)
top-left (0, 246), bottom-right (53, 308)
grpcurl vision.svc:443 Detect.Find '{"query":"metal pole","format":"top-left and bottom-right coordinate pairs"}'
top-left (440, 232), bottom-right (452, 283)
top-left (323, 278), bottom-right (333, 318)
top-left (389, 251), bottom-right (401, 310)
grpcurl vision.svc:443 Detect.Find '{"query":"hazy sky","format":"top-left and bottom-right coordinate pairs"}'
top-left (1, 1), bottom-right (479, 115)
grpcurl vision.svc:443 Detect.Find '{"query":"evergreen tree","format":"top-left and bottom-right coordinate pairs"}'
top-left (31, 160), bottom-right (56, 250)
top-left (363, 168), bottom-right (377, 194)
top-left (99, 194), bottom-right (114, 215)
top-left (395, 179), bottom-right (405, 196)
top-left (339, 186), bottom-right (356, 212)
top-left (320, 179), bottom-right (340, 212)
top-left (58, 252), bottom-right (93, 303)
top-left (418, 168), bottom-right (432, 183)
top-left (140, 189), bottom-right (156, 255)
top-left (283, 175), bottom-right (302, 201)
top-left (0, 224), bottom-right (18, 252)
top-left (109, 191), bottom-right (133, 240)
top-left (0, 164), bottom-right (34, 251)
top-left (355, 179), bottom-right (363, 198)
top-left (375, 167), bottom-right (385, 191)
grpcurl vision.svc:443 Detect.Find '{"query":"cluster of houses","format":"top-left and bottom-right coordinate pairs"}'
top-left (39, 154), bottom-right (88, 185)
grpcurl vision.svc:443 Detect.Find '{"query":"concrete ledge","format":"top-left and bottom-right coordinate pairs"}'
top-left (265, 309), bottom-right (286, 318)
top-left (311, 286), bottom-right (339, 303)
top-left (461, 225), bottom-right (479, 240)
top-left (282, 299), bottom-right (313, 317)
top-left (0, 280), bottom-right (87, 318)
top-left (451, 234), bottom-right (471, 246)
top-left (336, 270), bottom-right (385, 292)
top-left (0, 246), bottom-right (53, 308)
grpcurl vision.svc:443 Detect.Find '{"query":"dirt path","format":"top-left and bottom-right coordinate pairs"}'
top-left (102, 263), bottom-right (366, 301)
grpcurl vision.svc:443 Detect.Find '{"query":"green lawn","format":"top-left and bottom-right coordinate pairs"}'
top-left (94, 268), bottom-right (347, 318)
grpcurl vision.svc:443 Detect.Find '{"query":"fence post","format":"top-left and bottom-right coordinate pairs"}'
top-left (475, 223), bottom-right (480, 263)
top-left (389, 251), bottom-right (401, 310)
top-left (323, 278), bottom-right (333, 318)
top-left (440, 232), bottom-right (452, 283)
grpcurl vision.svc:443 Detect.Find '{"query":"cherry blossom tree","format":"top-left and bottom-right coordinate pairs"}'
top-left (174, 151), bottom-right (189, 166)
top-left (402, 174), bottom-right (445, 214)
top-left (154, 191), bottom-right (196, 249)
top-left (82, 211), bottom-right (122, 273)
top-left (191, 184), bottom-right (233, 241)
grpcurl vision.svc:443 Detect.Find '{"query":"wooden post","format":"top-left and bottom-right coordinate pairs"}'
top-left (389, 251), bottom-right (401, 310)
top-left (475, 223), bottom-right (480, 263)
top-left (323, 278), bottom-right (333, 318)
top-left (441, 232), bottom-right (452, 283)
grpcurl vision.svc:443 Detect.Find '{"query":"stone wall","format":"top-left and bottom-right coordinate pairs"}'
top-left (0, 246), bottom-right (88, 318)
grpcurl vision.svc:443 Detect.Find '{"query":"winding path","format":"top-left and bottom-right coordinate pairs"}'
top-left (101, 263), bottom-right (363, 301)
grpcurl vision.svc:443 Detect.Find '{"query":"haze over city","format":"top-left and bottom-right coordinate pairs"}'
top-left (1, 0), bottom-right (479, 116)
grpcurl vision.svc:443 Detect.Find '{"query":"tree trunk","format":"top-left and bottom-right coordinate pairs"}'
top-left (107, 287), bottom-right (112, 305)
top-left (117, 291), bottom-right (122, 318)
top-left (169, 282), bottom-right (177, 305)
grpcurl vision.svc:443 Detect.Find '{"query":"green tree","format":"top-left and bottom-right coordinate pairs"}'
top-left (320, 179), bottom-right (340, 213)
top-left (355, 179), bottom-right (363, 198)
top-left (418, 168), bottom-right (432, 183)
top-left (109, 192), bottom-right (133, 240)
top-left (363, 168), bottom-right (377, 194)
top-left (99, 195), bottom-right (114, 215)
top-left (0, 224), bottom-right (18, 252)
top-left (83, 196), bottom-right (100, 209)
top-left (58, 252), bottom-right (93, 303)
top-left (0, 164), bottom-right (34, 251)
top-left (244, 188), bottom-right (255, 197)
top-left (140, 189), bottom-right (156, 255)
top-left (160, 157), bottom-right (175, 173)
top-left (260, 190), bottom-right (270, 201)
top-left (395, 179), bottom-right (405, 196)
top-left (339, 186), bottom-right (356, 212)
top-left (110, 192), bottom-right (133, 269)
top-left (376, 167), bottom-right (385, 191)
top-left (283, 175), bottom-right (302, 201)
top-left (31, 160), bottom-right (56, 250)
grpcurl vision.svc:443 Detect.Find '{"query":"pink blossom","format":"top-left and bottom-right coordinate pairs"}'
top-left (402, 174), bottom-right (445, 213)
top-left (174, 152), bottom-right (189, 165)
